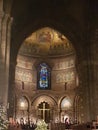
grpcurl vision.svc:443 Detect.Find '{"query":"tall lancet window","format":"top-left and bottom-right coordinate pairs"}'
top-left (37, 63), bottom-right (51, 90)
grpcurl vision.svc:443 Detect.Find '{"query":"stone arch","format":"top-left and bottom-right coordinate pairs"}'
top-left (58, 95), bottom-right (73, 109)
top-left (10, 20), bottom-right (81, 85)
top-left (58, 95), bottom-right (74, 123)
top-left (31, 94), bottom-right (57, 109)
top-left (31, 94), bottom-right (58, 122)
top-left (11, 18), bottom-right (83, 64)
top-left (15, 95), bottom-right (30, 122)
top-left (16, 95), bottom-right (30, 109)
top-left (9, 15), bottom-right (85, 120)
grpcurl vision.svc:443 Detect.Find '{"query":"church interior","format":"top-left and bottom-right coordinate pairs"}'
top-left (0, 0), bottom-right (98, 129)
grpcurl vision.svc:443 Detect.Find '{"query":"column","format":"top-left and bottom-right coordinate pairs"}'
top-left (0, 11), bottom-right (4, 103)
top-left (5, 16), bottom-right (13, 106)
top-left (0, 12), bottom-right (13, 108)
top-left (1, 14), bottom-right (9, 63)
top-left (91, 28), bottom-right (98, 118)
top-left (0, 0), bottom-right (4, 102)
top-left (7, 62), bottom-right (16, 118)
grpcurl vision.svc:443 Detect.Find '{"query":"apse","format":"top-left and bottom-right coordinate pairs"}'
top-left (14, 27), bottom-right (79, 123)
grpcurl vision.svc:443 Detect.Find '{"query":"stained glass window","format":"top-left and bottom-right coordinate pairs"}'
top-left (37, 63), bottom-right (51, 89)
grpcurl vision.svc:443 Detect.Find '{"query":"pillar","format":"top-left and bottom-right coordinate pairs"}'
top-left (7, 62), bottom-right (16, 118)
top-left (0, 12), bottom-right (13, 108)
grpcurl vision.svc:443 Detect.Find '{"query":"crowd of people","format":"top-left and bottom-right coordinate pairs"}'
top-left (8, 118), bottom-right (37, 130)
top-left (8, 117), bottom-right (74, 130)
top-left (20, 122), bottom-right (37, 130)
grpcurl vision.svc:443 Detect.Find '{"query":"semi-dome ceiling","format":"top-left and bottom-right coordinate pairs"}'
top-left (19, 27), bottom-right (75, 57)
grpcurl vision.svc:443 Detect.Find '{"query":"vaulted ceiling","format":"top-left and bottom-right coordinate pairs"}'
top-left (19, 27), bottom-right (75, 57)
top-left (3, 0), bottom-right (98, 62)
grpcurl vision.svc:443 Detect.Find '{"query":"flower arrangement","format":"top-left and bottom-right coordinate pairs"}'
top-left (0, 103), bottom-right (8, 130)
top-left (35, 120), bottom-right (48, 130)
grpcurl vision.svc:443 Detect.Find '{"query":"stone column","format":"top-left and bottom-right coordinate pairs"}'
top-left (0, 11), bottom-right (4, 103)
top-left (1, 14), bottom-right (9, 63)
top-left (0, 0), bottom-right (4, 103)
top-left (5, 16), bottom-right (13, 106)
top-left (91, 28), bottom-right (98, 119)
top-left (0, 0), bottom-right (3, 12)
top-left (81, 27), bottom-right (98, 121)
top-left (7, 59), bottom-right (16, 118)
top-left (0, 11), bottom-right (13, 109)
top-left (77, 53), bottom-right (93, 122)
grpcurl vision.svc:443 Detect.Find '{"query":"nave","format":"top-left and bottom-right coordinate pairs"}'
top-left (0, 1), bottom-right (98, 130)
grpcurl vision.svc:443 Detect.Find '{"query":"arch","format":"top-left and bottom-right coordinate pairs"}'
top-left (9, 14), bottom-right (85, 122)
top-left (58, 95), bottom-right (72, 109)
top-left (31, 94), bottom-right (58, 122)
top-left (17, 96), bottom-right (28, 110)
top-left (11, 18), bottom-right (83, 64)
top-left (60, 97), bottom-right (71, 110)
top-left (10, 19), bottom-right (84, 94)
top-left (31, 94), bottom-right (57, 108)
top-left (16, 95), bottom-right (30, 111)
top-left (58, 95), bottom-right (73, 123)
top-left (37, 101), bottom-right (50, 123)
top-left (15, 94), bottom-right (31, 113)
top-left (16, 95), bottom-right (30, 122)
top-left (1, 0), bottom-right (93, 123)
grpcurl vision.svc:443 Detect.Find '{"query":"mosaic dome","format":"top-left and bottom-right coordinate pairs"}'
top-left (19, 27), bottom-right (74, 57)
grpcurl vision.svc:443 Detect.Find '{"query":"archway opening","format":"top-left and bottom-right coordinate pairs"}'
top-left (15, 27), bottom-right (78, 123)
top-left (38, 102), bottom-right (50, 123)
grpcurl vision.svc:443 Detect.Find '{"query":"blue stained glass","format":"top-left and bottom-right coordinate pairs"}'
top-left (39, 63), bottom-right (49, 88)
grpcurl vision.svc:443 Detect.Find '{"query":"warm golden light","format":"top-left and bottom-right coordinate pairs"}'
top-left (18, 97), bottom-right (28, 110)
top-left (61, 98), bottom-right (71, 109)
top-left (63, 100), bottom-right (70, 107)
top-left (20, 101), bottom-right (25, 108)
